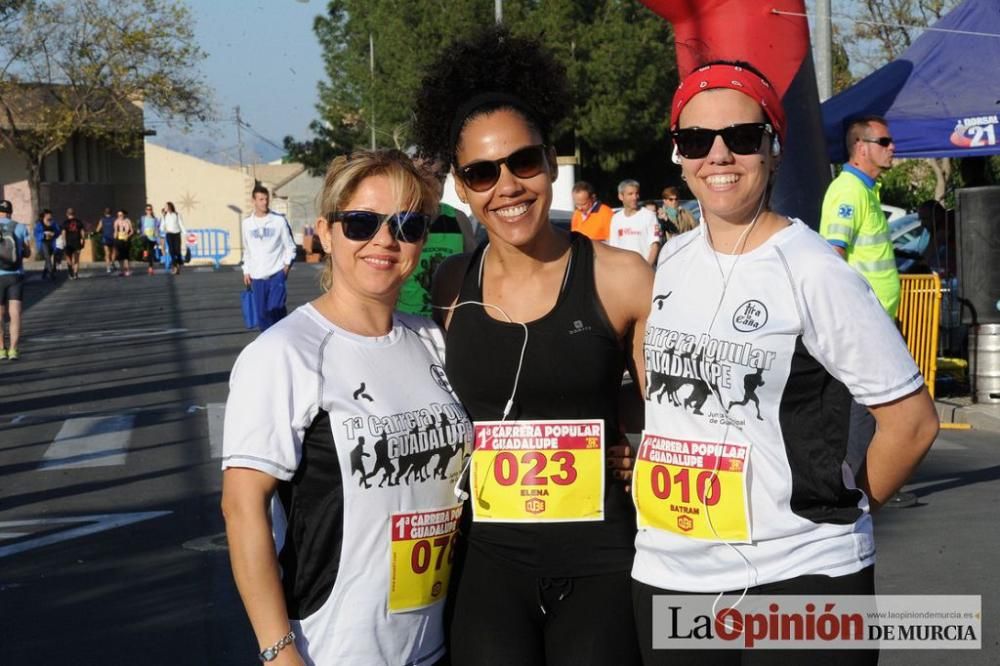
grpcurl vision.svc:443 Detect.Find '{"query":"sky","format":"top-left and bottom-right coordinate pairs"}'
top-left (147, 0), bottom-right (326, 165)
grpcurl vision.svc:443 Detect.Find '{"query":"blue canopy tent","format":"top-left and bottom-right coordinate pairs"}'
top-left (821, 0), bottom-right (1000, 162)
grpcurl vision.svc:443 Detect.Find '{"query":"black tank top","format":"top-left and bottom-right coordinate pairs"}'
top-left (446, 232), bottom-right (636, 576)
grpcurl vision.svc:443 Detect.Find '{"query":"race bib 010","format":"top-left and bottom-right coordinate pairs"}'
top-left (470, 419), bottom-right (604, 523)
top-left (388, 505), bottom-right (462, 613)
top-left (633, 432), bottom-right (750, 542)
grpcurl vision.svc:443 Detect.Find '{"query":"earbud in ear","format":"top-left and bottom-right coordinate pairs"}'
top-left (671, 145), bottom-right (682, 165)
top-left (771, 136), bottom-right (781, 157)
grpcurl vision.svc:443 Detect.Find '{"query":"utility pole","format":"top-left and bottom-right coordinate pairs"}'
top-left (235, 105), bottom-right (245, 170)
top-left (369, 33), bottom-right (376, 150)
top-left (815, 0), bottom-right (833, 101)
top-left (495, 0), bottom-right (502, 24)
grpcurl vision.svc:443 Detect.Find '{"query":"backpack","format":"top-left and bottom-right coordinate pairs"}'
top-left (0, 222), bottom-right (19, 270)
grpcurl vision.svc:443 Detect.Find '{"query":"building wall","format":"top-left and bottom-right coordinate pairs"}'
top-left (1, 135), bottom-right (145, 228)
top-left (144, 141), bottom-right (253, 265)
top-left (272, 171), bottom-right (323, 241)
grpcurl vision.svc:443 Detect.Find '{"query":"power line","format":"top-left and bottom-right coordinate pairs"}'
top-left (771, 8), bottom-right (1000, 39)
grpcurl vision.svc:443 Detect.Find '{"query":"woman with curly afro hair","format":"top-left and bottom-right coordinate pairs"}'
top-left (414, 26), bottom-right (648, 665)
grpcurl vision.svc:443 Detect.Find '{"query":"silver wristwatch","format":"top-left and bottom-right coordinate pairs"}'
top-left (259, 630), bottom-right (295, 662)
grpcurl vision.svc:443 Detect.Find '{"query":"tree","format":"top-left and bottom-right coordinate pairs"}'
top-left (0, 0), bottom-right (209, 216)
top-left (289, 0), bottom-right (678, 197)
top-left (846, 0), bottom-right (961, 203)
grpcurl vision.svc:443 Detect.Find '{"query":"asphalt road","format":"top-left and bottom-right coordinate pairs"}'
top-left (0, 265), bottom-right (995, 665)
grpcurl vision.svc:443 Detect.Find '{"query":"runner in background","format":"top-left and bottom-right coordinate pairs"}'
top-left (113, 209), bottom-right (134, 277)
top-left (0, 199), bottom-right (29, 360)
top-left (61, 208), bottom-right (86, 280)
top-left (96, 207), bottom-right (117, 273)
top-left (161, 202), bottom-right (187, 275)
top-left (139, 205), bottom-right (160, 275)
top-left (34, 209), bottom-right (59, 280)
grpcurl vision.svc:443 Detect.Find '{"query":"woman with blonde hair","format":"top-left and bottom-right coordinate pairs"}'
top-left (222, 149), bottom-right (472, 665)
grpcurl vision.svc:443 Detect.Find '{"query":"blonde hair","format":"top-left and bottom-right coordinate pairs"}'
top-left (317, 149), bottom-right (438, 292)
top-left (675, 207), bottom-right (699, 234)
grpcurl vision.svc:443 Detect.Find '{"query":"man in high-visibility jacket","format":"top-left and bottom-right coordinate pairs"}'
top-left (820, 115), bottom-right (907, 485)
top-left (820, 114), bottom-right (900, 318)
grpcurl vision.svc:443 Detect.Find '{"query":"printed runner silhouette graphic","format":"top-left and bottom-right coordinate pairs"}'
top-left (351, 437), bottom-right (372, 488)
top-left (356, 412), bottom-right (465, 489)
top-left (727, 367), bottom-right (766, 421)
top-left (647, 349), bottom-right (720, 416)
top-left (364, 431), bottom-right (397, 487)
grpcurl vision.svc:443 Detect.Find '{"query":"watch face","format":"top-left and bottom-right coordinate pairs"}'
top-left (260, 647), bottom-right (277, 661)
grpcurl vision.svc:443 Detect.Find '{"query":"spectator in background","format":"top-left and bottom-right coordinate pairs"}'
top-left (33, 209), bottom-right (59, 280)
top-left (61, 207), bottom-right (86, 280)
top-left (609, 179), bottom-right (661, 265)
top-left (95, 207), bottom-right (117, 273)
top-left (397, 157), bottom-right (476, 317)
top-left (0, 199), bottom-right (29, 360)
top-left (570, 180), bottom-right (614, 242)
top-left (674, 206), bottom-right (699, 234)
top-left (819, 115), bottom-right (900, 478)
top-left (656, 186), bottom-right (681, 239)
top-left (240, 184), bottom-right (296, 331)
top-left (161, 201), bottom-right (187, 275)
top-left (139, 204), bottom-right (160, 276)
top-left (917, 199), bottom-right (955, 276)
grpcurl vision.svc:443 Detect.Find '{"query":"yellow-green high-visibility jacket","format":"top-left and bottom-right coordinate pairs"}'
top-left (820, 165), bottom-right (900, 317)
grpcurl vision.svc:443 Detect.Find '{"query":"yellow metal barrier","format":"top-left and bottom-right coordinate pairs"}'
top-left (897, 274), bottom-right (941, 398)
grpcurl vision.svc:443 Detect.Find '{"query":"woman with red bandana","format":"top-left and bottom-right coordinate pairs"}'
top-left (413, 26), bottom-right (650, 666)
top-left (631, 61), bottom-right (938, 665)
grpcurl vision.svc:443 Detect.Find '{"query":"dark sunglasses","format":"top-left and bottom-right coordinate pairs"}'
top-left (456, 144), bottom-right (549, 192)
top-left (671, 123), bottom-right (772, 159)
top-left (861, 136), bottom-right (894, 147)
top-left (328, 210), bottom-right (430, 243)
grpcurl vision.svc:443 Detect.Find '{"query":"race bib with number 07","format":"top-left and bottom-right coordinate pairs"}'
top-left (388, 505), bottom-right (462, 613)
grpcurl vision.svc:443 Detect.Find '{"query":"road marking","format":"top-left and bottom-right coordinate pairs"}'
top-left (208, 403), bottom-right (225, 458)
top-left (0, 512), bottom-right (171, 558)
top-left (38, 415), bottom-right (135, 469)
top-left (31, 328), bottom-right (187, 343)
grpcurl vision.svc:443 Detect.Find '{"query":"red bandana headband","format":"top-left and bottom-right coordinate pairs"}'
top-left (670, 64), bottom-right (787, 143)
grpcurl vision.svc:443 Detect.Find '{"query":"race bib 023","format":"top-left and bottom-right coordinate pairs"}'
top-left (633, 432), bottom-right (751, 542)
top-left (470, 419), bottom-right (604, 523)
top-left (388, 505), bottom-right (462, 613)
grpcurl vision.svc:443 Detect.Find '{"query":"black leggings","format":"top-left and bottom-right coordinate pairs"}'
top-left (632, 566), bottom-right (878, 666)
top-left (449, 545), bottom-right (641, 666)
top-left (166, 232), bottom-right (182, 266)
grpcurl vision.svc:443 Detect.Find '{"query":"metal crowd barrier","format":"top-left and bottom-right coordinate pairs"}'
top-left (163, 228), bottom-right (231, 270)
top-left (897, 274), bottom-right (941, 397)
top-left (897, 274), bottom-right (968, 429)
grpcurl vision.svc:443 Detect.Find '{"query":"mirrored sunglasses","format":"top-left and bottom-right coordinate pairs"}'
top-left (328, 210), bottom-right (430, 243)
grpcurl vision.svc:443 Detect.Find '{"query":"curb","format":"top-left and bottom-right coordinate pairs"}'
top-left (935, 399), bottom-right (1000, 433)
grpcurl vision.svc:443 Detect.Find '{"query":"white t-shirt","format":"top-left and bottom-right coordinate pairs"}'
top-left (633, 220), bottom-right (923, 592)
top-left (223, 305), bottom-right (472, 666)
top-left (608, 207), bottom-right (661, 258)
top-left (241, 211), bottom-right (297, 279)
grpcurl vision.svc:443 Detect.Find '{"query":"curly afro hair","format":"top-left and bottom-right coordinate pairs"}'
top-left (412, 25), bottom-right (570, 165)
